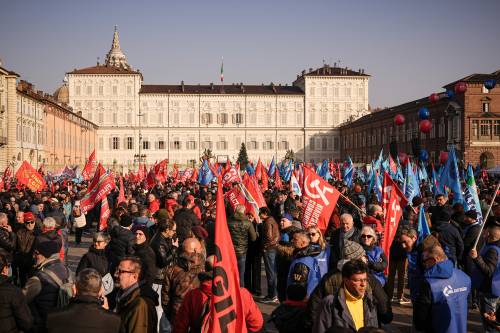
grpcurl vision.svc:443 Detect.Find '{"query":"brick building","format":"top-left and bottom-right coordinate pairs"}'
top-left (339, 69), bottom-right (500, 168)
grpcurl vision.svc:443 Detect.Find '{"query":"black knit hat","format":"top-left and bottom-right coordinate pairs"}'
top-left (132, 225), bottom-right (151, 241)
top-left (120, 215), bottom-right (133, 228)
top-left (34, 235), bottom-right (61, 258)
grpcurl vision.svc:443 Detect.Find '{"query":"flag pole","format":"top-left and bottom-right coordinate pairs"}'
top-left (473, 182), bottom-right (500, 250)
top-left (338, 192), bottom-right (367, 216)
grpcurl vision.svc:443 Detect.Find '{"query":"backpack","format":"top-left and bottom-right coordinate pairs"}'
top-left (42, 267), bottom-right (74, 309)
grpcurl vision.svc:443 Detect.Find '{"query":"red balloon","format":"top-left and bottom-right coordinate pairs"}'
top-left (454, 82), bottom-right (467, 94)
top-left (429, 93), bottom-right (440, 103)
top-left (394, 114), bottom-right (405, 126)
top-left (419, 119), bottom-right (432, 133)
top-left (439, 151), bottom-right (449, 165)
top-left (398, 152), bottom-right (409, 165)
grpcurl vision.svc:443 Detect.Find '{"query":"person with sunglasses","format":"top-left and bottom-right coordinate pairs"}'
top-left (360, 226), bottom-right (387, 287)
top-left (76, 232), bottom-right (109, 277)
top-left (13, 212), bottom-right (38, 287)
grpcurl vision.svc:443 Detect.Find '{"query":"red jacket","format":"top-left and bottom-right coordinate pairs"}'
top-left (363, 215), bottom-right (384, 233)
top-left (173, 279), bottom-right (263, 333)
top-left (149, 199), bottom-right (160, 214)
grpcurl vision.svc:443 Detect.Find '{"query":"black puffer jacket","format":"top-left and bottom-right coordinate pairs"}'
top-left (76, 246), bottom-right (109, 277)
top-left (227, 212), bottom-right (257, 256)
top-left (433, 221), bottom-right (464, 264)
top-left (133, 242), bottom-right (157, 287)
top-left (0, 275), bottom-right (33, 333)
top-left (150, 232), bottom-right (177, 283)
top-left (174, 208), bottom-right (200, 244)
top-left (106, 225), bottom-right (135, 273)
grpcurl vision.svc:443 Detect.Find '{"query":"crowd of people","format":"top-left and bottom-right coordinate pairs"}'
top-left (0, 166), bottom-right (498, 333)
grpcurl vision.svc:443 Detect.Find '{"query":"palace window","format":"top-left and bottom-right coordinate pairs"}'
top-left (157, 140), bottom-right (165, 150)
top-left (98, 86), bottom-right (104, 96)
top-left (482, 101), bottom-right (490, 113)
top-left (202, 141), bottom-right (213, 150)
top-left (112, 137), bottom-right (120, 150)
top-left (202, 113), bottom-right (213, 125)
top-left (309, 137), bottom-right (315, 151)
top-left (322, 138), bottom-right (327, 150)
top-left (216, 140), bottom-right (228, 150)
top-left (126, 137), bottom-right (134, 150)
top-left (186, 140), bottom-right (197, 150)
top-left (112, 86), bottom-right (118, 95)
top-left (279, 141), bottom-right (289, 150)
top-left (172, 140), bottom-right (181, 150)
top-left (218, 113), bottom-right (228, 125)
top-left (143, 140), bottom-right (150, 150)
top-left (281, 111), bottom-right (287, 125)
top-left (234, 113), bottom-right (243, 125)
top-left (247, 140), bottom-right (258, 150)
top-left (263, 141), bottom-right (273, 150)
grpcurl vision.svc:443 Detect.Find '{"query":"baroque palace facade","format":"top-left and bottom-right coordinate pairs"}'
top-left (59, 28), bottom-right (369, 169)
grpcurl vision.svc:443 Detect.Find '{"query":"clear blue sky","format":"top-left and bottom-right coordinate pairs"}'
top-left (1, 0), bottom-right (499, 108)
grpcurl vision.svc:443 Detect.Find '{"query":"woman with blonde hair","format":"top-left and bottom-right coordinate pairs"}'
top-left (360, 225), bottom-right (388, 286)
top-left (306, 225), bottom-right (327, 251)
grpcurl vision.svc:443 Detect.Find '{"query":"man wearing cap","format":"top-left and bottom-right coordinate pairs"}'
top-left (23, 231), bottom-right (71, 332)
top-left (228, 204), bottom-right (257, 287)
top-left (14, 212), bottom-right (37, 286)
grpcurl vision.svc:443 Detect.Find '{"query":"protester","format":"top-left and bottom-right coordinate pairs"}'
top-left (227, 204), bottom-right (257, 286)
top-left (106, 215), bottom-right (135, 274)
top-left (270, 284), bottom-right (308, 333)
top-left (47, 268), bottom-right (120, 333)
top-left (386, 229), bottom-right (409, 304)
top-left (276, 214), bottom-right (301, 302)
top-left (70, 201), bottom-right (86, 245)
top-left (0, 253), bottom-right (33, 333)
top-left (173, 195), bottom-right (200, 244)
top-left (23, 231), bottom-right (72, 332)
top-left (414, 244), bottom-right (471, 333)
top-left (431, 208), bottom-right (464, 266)
top-left (13, 211), bottom-right (37, 286)
top-left (329, 213), bottom-right (361, 270)
top-left (132, 225), bottom-right (157, 287)
top-left (360, 226), bottom-right (387, 287)
top-left (470, 219), bottom-right (500, 333)
top-left (114, 256), bottom-right (158, 333)
top-left (76, 232), bottom-right (109, 277)
top-left (259, 207), bottom-right (280, 304)
top-left (161, 238), bottom-right (205, 325)
top-left (173, 255), bottom-right (263, 333)
top-left (0, 212), bottom-right (16, 258)
top-left (314, 260), bottom-right (379, 332)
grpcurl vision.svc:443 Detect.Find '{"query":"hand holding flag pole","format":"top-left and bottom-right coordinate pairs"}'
top-left (473, 182), bottom-right (500, 251)
top-left (338, 192), bottom-right (367, 217)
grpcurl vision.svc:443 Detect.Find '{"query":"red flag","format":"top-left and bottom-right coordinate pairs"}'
top-left (255, 159), bottom-right (263, 181)
top-left (171, 164), bottom-right (179, 179)
top-left (145, 167), bottom-right (156, 189)
top-left (243, 175), bottom-right (266, 208)
top-left (274, 167), bottom-right (283, 190)
top-left (301, 167), bottom-right (340, 231)
top-left (99, 197), bottom-right (111, 231)
top-left (181, 168), bottom-right (194, 183)
top-left (225, 186), bottom-right (246, 212)
top-left (137, 163), bottom-right (146, 181)
top-left (154, 159), bottom-right (168, 183)
top-left (260, 167), bottom-right (269, 191)
top-left (222, 166), bottom-right (242, 187)
top-left (191, 167), bottom-right (199, 182)
top-left (15, 161), bottom-right (46, 192)
top-left (117, 176), bottom-right (126, 206)
top-left (206, 178), bottom-right (247, 332)
top-left (81, 150), bottom-right (96, 181)
top-left (81, 165), bottom-right (115, 213)
top-left (381, 172), bottom-right (408, 274)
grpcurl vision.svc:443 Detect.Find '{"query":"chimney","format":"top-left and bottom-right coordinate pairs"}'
top-left (210, 82), bottom-right (214, 90)
top-left (181, 80), bottom-right (185, 92)
top-left (333, 62), bottom-right (337, 68)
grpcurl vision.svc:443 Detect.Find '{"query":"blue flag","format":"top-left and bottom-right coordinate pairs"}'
top-left (404, 163), bottom-right (421, 203)
top-left (281, 160), bottom-right (293, 182)
top-left (367, 167), bottom-right (375, 194)
top-left (438, 148), bottom-right (464, 204)
top-left (343, 157), bottom-right (354, 188)
top-left (267, 157), bottom-right (276, 177)
top-left (374, 172), bottom-right (383, 203)
top-left (246, 163), bottom-right (255, 176)
top-left (319, 160), bottom-right (332, 181)
top-left (417, 205), bottom-right (431, 244)
top-left (198, 160), bottom-right (215, 185)
top-left (464, 164), bottom-right (484, 224)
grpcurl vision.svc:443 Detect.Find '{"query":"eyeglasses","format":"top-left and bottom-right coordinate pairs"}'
top-left (116, 269), bottom-right (135, 275)
top-left (361, 235), bottom-right (373, 239)
top-left (26, 222), bottom-right (35, 225)
top-left (308, 232), bottom-right (318, 237)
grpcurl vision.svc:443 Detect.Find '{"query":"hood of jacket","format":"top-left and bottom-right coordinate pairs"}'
top-left (424, 259), bottom-right (454, 279)
top-left (293, 243), bottom-right (322, 258)
top-left (88, 245), bottom-right (106, 256)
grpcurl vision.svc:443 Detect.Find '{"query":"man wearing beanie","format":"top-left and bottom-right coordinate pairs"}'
top-left (23, 232), bottom-right (72, 332)
top-left (14, 212), bottom-right (38, 287)
top-left (106, 215), bottom-right (136, 275)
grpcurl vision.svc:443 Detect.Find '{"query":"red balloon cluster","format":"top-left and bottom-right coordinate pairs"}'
top-left (394, 114), bottom-right (405, 125)
top-left (454, 82), bottom-right (467, 94)
top-left (429, 93), bottom-right (440, 103)
top-left (419, 119), bottom-right (432, 133)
